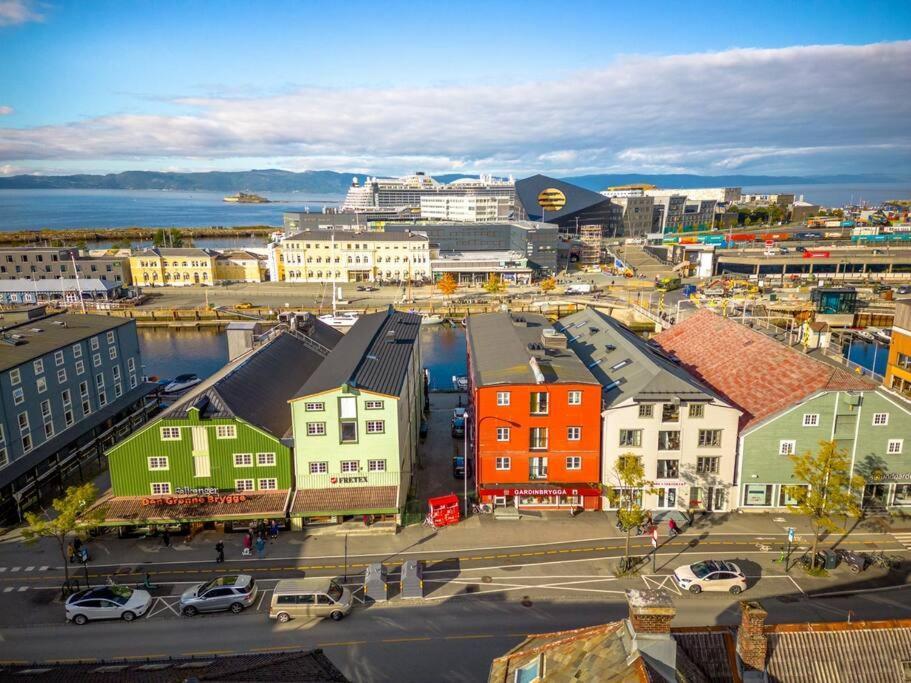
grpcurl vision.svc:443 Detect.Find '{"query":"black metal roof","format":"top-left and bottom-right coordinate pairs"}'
top-left (515, 174), bottom-right (614, 223)
top-left (294, 307), bottom-right (421, 399)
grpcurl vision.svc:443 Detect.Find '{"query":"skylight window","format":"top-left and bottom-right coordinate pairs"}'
top-left (586, 358), bottom-right (604, 368)
top-left (610, 359), bottom-right (631, 371)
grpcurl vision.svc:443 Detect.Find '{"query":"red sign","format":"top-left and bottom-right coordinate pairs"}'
top-left (141, 494), bottom-right (249, 507)
top-left (802, 250), bottom-right (830, 258)
top-left (479, 486), bottom-right (601, 497)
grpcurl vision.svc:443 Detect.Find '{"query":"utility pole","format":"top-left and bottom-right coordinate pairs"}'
top-left (71, 253), bottom-right (87, 314)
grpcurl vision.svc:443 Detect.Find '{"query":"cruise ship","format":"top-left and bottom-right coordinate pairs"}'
top-left (341, 172), bottom-right (515, 211)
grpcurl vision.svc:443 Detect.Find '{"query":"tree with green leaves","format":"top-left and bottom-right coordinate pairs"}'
top-left (483, 274), bottom-right (505, 295)
top-left (153, 228), bottom-right (188, 248)
top-left (605, 454), bottom-right (655, 571)
top-left (784, 440), bottom-right (863, 570)
top-left (22, 483), bottom-right (105, 590)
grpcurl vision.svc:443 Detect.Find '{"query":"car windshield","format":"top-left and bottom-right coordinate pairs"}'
top-left (328, 581), bottom-right (343, 601)
top-left (199, 576), bottom-right (237, 594)
top-left (690, 561), bottom-right (718, 579)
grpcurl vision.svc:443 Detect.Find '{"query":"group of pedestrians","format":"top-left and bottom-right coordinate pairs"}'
top-left (215, 519), bottom-right (280, 562)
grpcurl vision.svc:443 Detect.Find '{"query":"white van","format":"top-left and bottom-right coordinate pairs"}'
top-left (270, 578), bottom-right (353, 623)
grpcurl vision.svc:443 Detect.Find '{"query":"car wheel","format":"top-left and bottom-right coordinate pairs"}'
top-left (230, 602), bottom-right (244, 614)
top-left (73, 614), bottom-right (88, 626)
top-left (182, 605), bottom-right (198, 617)
top-left (689, 584), bottom-right (702, 594)
top-left (276, 612), bottom-right (291, 623)
top-left (850, 565), bottom-right (861, 574)
top-left (121, 611), bottom-right (136, 622)
top-left (729, 585), bottom-right (743, 595)
top-left (329, 610), bottom-right (345, 621)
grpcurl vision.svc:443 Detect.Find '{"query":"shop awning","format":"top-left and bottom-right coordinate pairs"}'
top-left (91, 490), bottom-right (291, 525)
top-left (479, 483), bottom-right (602, 497)
top-left (291, 486), bottom-right (398, 516)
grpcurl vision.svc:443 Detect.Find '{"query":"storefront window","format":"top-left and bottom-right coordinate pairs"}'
top-left (657, 487), bottom-right (677, 508)
top-left (778, 485), bottom-right (808, 507)
top-left (894, 485), bottom-right (911, 506)
top-left (743, 484), bottom-right (773, 507)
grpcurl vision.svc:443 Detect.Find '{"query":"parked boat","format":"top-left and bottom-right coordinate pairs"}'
top-left (421, 314), bottom-right (444, 326)
top-left (163, 374), bottom-right (202, 393)
top-left (318, 311), bottom-right (360, 329)
top-left (452, 375), bottom-right (469, 391)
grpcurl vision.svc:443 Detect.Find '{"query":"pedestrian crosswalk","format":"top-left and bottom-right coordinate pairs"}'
top-left (891, 532), bottom-right (911, 550)
top-left (0, 565), bottom-right (50, 573)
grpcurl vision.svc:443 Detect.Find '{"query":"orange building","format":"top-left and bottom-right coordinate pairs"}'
top-left (886, 301), bottom-right (911, 400)
top-left (467, 313), bottom-right (602, 511)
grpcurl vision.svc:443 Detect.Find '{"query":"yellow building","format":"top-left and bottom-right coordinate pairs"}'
top-left (214, 250), bottom-right (268, 283)
top-left (886, 301), bottom-right (911, 400)
top-left (130, 247), bottom-right (216, 287)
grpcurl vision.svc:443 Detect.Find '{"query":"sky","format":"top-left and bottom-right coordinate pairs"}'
top-left (1, 0), bottom-right (910, 178)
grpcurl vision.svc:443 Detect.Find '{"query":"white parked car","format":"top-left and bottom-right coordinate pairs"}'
top-left (673, 560), bottom-right (748, 595)
top-left (66, 585), bottom-right (152, 625)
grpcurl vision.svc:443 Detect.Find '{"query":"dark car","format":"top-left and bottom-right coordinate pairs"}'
top-left (453, 455), bottom-right (472, 479)
top-left (897, 285), bottom-right (911, 295)
top-left (356, 285), bottom-right (379, 292)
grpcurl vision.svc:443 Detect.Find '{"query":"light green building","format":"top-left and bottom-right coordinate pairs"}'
top-left (289, 308), bottom-right (423, 528)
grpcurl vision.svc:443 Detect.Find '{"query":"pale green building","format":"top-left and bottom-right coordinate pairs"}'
top-left (289, 308), bottom-right (423, 527)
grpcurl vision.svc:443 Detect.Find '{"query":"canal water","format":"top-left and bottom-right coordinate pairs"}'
top-left (138, 324), bottom-right (467, 388)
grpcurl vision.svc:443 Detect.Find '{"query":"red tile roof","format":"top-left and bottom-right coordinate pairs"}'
top-left (654, 310), bottom-right (874, 430)
top-left (291, 486), bottom-right (399, 515)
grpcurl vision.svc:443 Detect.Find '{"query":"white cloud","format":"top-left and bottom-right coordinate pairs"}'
top-left (0, 0), bottom-right (43, 27)
top-left (1, 41), bottom-right (910, 175)
top-left (0, 106), bottom-right (13, 116)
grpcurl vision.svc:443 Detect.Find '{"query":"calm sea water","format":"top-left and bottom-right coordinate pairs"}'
top-left (0, 189), bottom-right (343, 231)
top-left (138, 324), bottom-right (467, 387)
top-left (740, 183), bottom-right (910, 207)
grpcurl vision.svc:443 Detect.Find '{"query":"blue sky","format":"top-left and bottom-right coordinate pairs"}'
top-left (1, 0), bottom-right (910, 176)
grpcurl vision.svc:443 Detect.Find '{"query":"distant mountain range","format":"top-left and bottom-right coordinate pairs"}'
top-left (0, 168), bottom-right (902, 192)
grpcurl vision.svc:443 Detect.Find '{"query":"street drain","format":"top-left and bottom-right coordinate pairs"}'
top-left (481, 576), bottom-right (493, 583)
top-left (521, 596), bottom-right (533, 607)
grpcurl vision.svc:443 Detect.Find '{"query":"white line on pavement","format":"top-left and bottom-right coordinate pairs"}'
top-left (10, 568), bottom-right (20, 573)
top-left (16, 587), bottom-right (27, 592)
top-left (2, 587), bottom-right (12, 593)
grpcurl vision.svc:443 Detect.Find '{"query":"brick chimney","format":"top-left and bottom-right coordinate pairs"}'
top-left (626, 589), bottom-right (676, 634)
top-left (737, 600), bottom-right (768, 673)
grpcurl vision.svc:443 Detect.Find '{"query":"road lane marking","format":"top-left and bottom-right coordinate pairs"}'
top-left (24, 567), bottom-right (34, 572)
top-left (10, 568), bottom-right (20, 573)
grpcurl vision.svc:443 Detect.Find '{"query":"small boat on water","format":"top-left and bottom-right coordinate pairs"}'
top-left (318, 311), bottom-right (360, 329)
top-left (421, 314), bottom-right (444, 326)
top-left (452, 375), bottom-right (469, 391)
top-left (163, 374), bottom-right (202, 393)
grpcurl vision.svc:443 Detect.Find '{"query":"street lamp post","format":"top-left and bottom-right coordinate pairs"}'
top-left (463, 411), bottom-right (470, 519)
top-left (469, 415), bottom-right (521, 518)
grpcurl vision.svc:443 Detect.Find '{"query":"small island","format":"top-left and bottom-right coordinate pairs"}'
top-left (223, 192), bottom-right (272, 203)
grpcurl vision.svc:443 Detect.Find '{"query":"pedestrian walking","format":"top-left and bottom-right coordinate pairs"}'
top-left (257, 519), bottom-right (266, 539)
top-left (269, 520), bottom-right (279, 542)
top-left (67, 542), bottom-right (76, 563)
top-left (668, 518), bottom-right (679, 537)
top-left (215, 540), bottom-right (225, 563)
top-left (162, 529), bottom-right (171, 548)
top-left (242, 532), bottom-right (253, 557)
top-left (255, 536), bottom-right (266, 559)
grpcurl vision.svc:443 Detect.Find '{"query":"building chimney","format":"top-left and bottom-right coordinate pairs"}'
top-left (626, 589), bottom-right (676, 635)
top-left (737, 600), bottom-right (768, 674)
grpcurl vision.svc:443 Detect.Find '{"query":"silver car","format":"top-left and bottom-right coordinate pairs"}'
top-left (65, 585), bottom-right (152, 625)
top-left (180, 574), bottom-right (257, 616)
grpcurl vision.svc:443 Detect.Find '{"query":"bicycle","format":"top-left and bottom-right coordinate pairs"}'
top-left (867, 551), bottom-right (901, 570)
top-left (422, 514), bottom-right (437, 530)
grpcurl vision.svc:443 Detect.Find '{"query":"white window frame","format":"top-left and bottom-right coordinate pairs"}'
top-left (92, 353), bottom-right (101, 368)
top-left (364, 400), bottom-right (384, 410)
top-left (366, 420), bottom-right (385, 434)
top-left (148, 456), bottom-right (169, 471)
top-left (340, 460), bottom-right (359, 473)
top-left (233, 453), bottom-right (253, 467)
top-left (496, 391), bottom-right (511, 407)
top-left (235, 479), bottom-right (254, 492)
top-left (57, 368), bottom-right (67, 384)
top-left (568, 391), bottom-right (582, 406)
top-left (309, 462), bottom-right (328, 474)
top-left (33, 359), bottom-right (44, 375)
top-left (72, 344), bottom-right (82, 359)
top-left (106, 331), bottom-right (115, 345)
top-left (802, 413), bottom-right (820, 427)
top-left (127, 357), bottom-right (135, 372)
top-left (258, 478), bottom-right (278, 491)
top-left (215, 424), bottom-right (237, 439)
top-left (54, 350), bottom-right (65, 367)
top-left (12, 387), bottom-right (24, 405)
top-left (9, 368), bottom-right (21, 385)
top-left (256, 452), bottom-right (276, 466)
top-left (567, 426), bottom-right (582, 441)
top-left (90, 336), bottom-right (99, 351)
top-left (304, 401), bottom-right (325, 412)
top-left (779, 440), bottom-right (796, 456)
top-left (75, 360), bottom-right (84, 375)
top-left (36, 377), bottom-right (47, 394)
top-left (872, 413), bottom-right (889, 426)
top-left (307, 422), bottom-right (326, 436)
top-left (367, 459), bottom-right (386, 472)
top-left (496, 427), bottom-right (510, 442)
top-left (150, 482), bottom-right (171, 495)
top-left (888, 439), bottom-right (904, 455)
top-left (566, 456), bottom-right (582, 470)
top-left (495, 457), bottom-right (511, 471)
top-left (160, 426), bottom-right (181, 441)
top-left (109, 346), bottom-right (117, 360)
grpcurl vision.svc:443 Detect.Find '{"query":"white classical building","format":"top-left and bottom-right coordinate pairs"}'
top-left (419, 194), bottom-right (512, 222)
top-left (280, 230), bottom-right (431, 284)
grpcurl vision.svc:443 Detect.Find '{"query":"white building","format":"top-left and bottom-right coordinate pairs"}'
top-left (556, 308), bottom-right (742, 513)
top-left (342, 172), bottom-right (515, 211)
top-left (645, 187), bottom-right (741, 204)
top-left (420, 194), bottom-right (512, 222)
top-left (281, 230), bottom-right (431, 284)
top-left (601, 188), bottom-right (646, 198)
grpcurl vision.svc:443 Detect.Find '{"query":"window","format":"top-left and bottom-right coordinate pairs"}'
top-left (496, 427), bottom-right (511, 442)
top-left (872, 413), bottom-right (889, 426)
top-left (36, 377), bottom-right (47, 394)
top-left (696, 456), bottom-right (720, 474)
top-left (57, 368), bottom-right (67, 383)
top-left (129, 374), bottom-right (137, 389)
top-left (33, 359), bottom-right (44, 375)
top-left (495, 457), bottom-right (511, 470)
top-left (366, 420), bottom-right (385, 434)
top-left (779, 440), bottom-right (796, 456)
top-left (12, 387), bottom-right (24, 405)
top-left (235, 479), bottom-right (254, 492)
top-left (697, 429), bottom-right (722, 448)
top-left (803, 413), bottom-right (820, 427)
top-left (566, 456), bottom-right (582, 470)
top-left (662, 403), bottom-right (679, 422)
top-left (309, 462), bottom-right (328, 474)
top-left (90, 336), bottom-right (99, 351)
top-left (0, 447), bottom-right (7, 469)
top-left (889, 439), bottom-right (904, 455)
top-left (307, 422), bottom-right (326, 436)
top-left (127, 357), bottom-right (135, 372)
top-left (106, 331), bottom-right (115, 345)
top-left (54, 351), bottom-right (64, 367)
top-left (365, 400), bottom-right (384, 410)
top-left (778, 485), bottom-right (807, 507)
top-left (658, 431), bottom-right (680, 450)
top-left (75, 360), bottom-right (84, 375)
top-left (94, 372), bottom-right (104, 388)
top-left (305, 402), bottom-right (325, 412)
top-left (530, 427), bottom-right (548, 450)
top-left (160, 427), bottom-right (181, 441)
top-left (529, 457), bottom-right (548, 479)
top-left (151, 482), bottom-right (171, 495)
top-left (234, 453), bottom-right (253, 467)
top-left (339, 396), bottom-right (357, 418)
top-left (368, 459), bottom-right (386, 472)
top-left (21, 433), bottom-right (32, 453)
top-left (40, 399), bottom-right (51, 419)
top-left (64, 409), bottom-right (74, 427)
top-left (567, 426), bottom-right (582, 441)
top-left (258, 478), bottom-right (278, 490)
top-left (340, 421), bottom-right (358, 443)
top-left (72, 344), bottom-right (82, 359)
top-left (216, 425), bottom-right (237, 439)
top-left (114, 383), bottom-right (122, 398)
top-left (496, 392), bottom-right (511, 407)
top-left (743, 484), bottom-right (773, 506)
top-left (9, 368), bottom-right (20, 385)
top-left (44, 422), bottom-right (54, 439)
top-left (112, 365), bottom-right (120, 381)
top-left (148, 456), bottom-right (169, 470)
top-left (657, 459), bottom-right (679, 478)
top-left (256, 452), bottom-right (276, 466)
top-left (688, 404), bottom-right (704, 418)
top-left (638, 404), bottom-right (653, 418)
top-left (109, 346), bottom-right (117, 360)
top-left (568, 391), bottom-right (582, 405)
top-left (92, 353), bottom-right (101, 368)
top-left (341, 460), bottom-right (359, 473)
top-left (530, 392), bottom-right (549, 415)
top-left (619, 429), bottom-right (642, 447)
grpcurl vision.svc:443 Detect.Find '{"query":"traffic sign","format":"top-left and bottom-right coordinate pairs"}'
top-left (787, 527), bottom-right (795, 543)
top-left (651, 527), bottom-right (659, 548)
